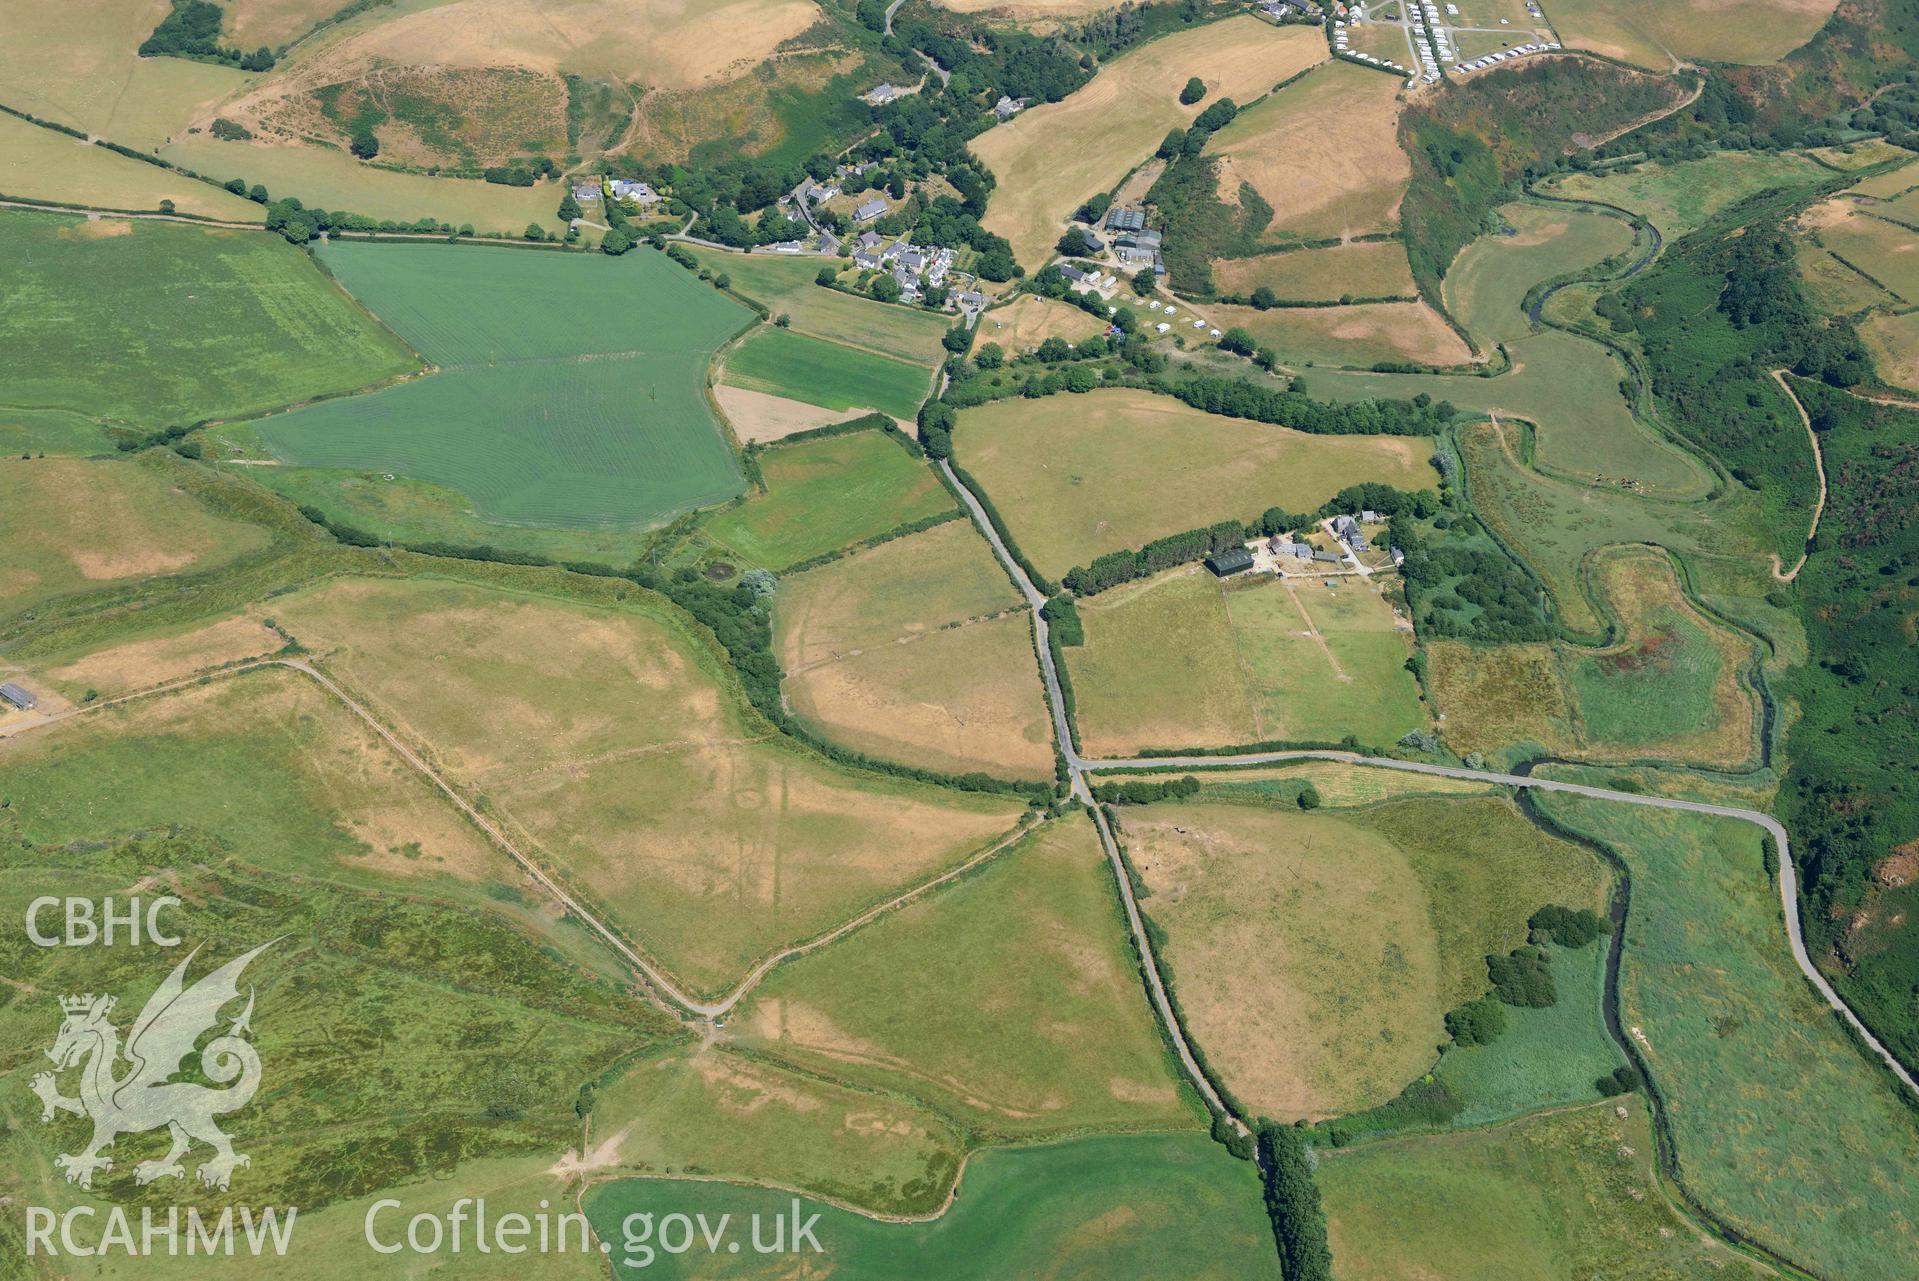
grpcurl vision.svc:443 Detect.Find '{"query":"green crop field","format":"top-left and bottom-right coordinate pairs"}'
top-left (735, 815), bottom-right (1197, 1137)
top-left (256, 241), bottom-right (749, 530)
top-left (1068, 569), bottom-right (1428, 755)
top-left (586, 1132), bottom-right (1278, 1280)
top-left (1535, 786), bottom-right (1919, 1281)
top-left (0, 211), bottom-right (415, 444)
top-left (1320, 1100), bottom-right (1769, 1280)
top-left (1540, 151), bottom-right (1831, 237)
top-left (720, 326), bottom-right (933, 422)
top-left (701, 429), bottom-right (955, 569)
top-left (958, 387), bottom-right (1435, 580)
top-left (689, 249), bottom-right (952, 364)
top-left (262, 573), bottom-right (1031, 998)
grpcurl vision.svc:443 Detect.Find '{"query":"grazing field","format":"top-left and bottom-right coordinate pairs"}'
top-left (688, 249), bottom-right (952, 364)
top-left (1092, 759), bottom-right (1498, 808)
top-left (0, 211), bottom-right (415, 439)
top-left (778, 521), bottom-right (1048, 779)
top-left (37, 613), bottom-right (283, 700)
top-left (224, 0), bottom-right (348, 48)
top-left (0, 113), bottom-right (262, 221)
top-left (1808, 201), bottom-right (1919, 300)
top-left (1069, 569), bottom-right (1427, 755)
top-left (586, 1133), bottom-right (1278, 1281)
top-left (0, 456), bottom-right (270, 614)
top-left (977, 294), bottom-right (1109, 352)
top-left (701, 429), bottom-right (955, 569)
top-left (158, 135), bottom-right (562, 234)
top-left (1535, 789), bottom-right (1919, 1281)
top-left (737, 815), bottom-right (1195, 1136)
top-left (969, 16), bottom-right (1325, 268)
top-left (263, 574), bottom-right (1030, 997)
top-left (1211, 240), bottom-right (1417, 302)
top-left (720, 326), bottom-right (933, 422)
top-left (1540, 151), bottom-right (1831, 237)
top-left (0, 0), bottom-right (242, 149)
top-left (1122, 795), bottom-right (1607, 1118)
top-left (1211, 298), bottom-right (1472, 368)
top-left (1206, 57), bottom-right (1408, 243)
top-left (1860, 310), bottom-right (1919, 393)
top-left (257, 241), bottom-right (748, 530)
top-left (587, 1046), bottom-right (963, 1217)
top-left (957, 388), bottom-right (1434, 580)
top-left (1320, 1101), bottom-right (1768, 1280)
top-left (1445, 202), bottom-right (1635, 345)
top-left (1549, 0), bottom-right (1839, 67)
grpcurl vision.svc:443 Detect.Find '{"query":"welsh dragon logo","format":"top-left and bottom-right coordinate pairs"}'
top-left (31, 941), bottom-right (274, 1192)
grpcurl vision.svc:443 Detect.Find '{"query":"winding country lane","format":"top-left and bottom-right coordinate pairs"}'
top-left (1767, 368), bottom-right (1827, 582)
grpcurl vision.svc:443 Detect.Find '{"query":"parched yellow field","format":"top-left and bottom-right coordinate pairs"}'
top-left (264, 574), bottom-right (1030, 997)
top-left (224, 0), bottom-right (350, 49)
top-left (970, 17), bottom-right (1325, 268)
top-left (716, 386), bottom-right (888, 443)
top-left (1208, 58), bottom-right (1408, 244)
top-left (0, 113), bottom-right (263, 221)
top-left (1845, 157), bottom-right (1919, 200)
top-left (40, 614), bottom-right (284, 700)
top-left (0, 0), bottom-right (244, 148)
top-left (977, 294), bottom-right (1109, 353)
top-left (158, 135), bottom-right (561, 234)
top-left (0, 456), bottom-right (270, 615)
top-left (1211, 241), bottom-right (1416, 302)
top-left (1808, 200), bottom-right (1919, 300)
top-left (1094, 760), bottom-right (1497, 808)
top-left (958, 387), bottom-right (1434, 580)
top-left (934, 0), bottom-right (1119, 14)
top-left (1549, 0), bottom-right (1839, 68)
top-left (776, 521), bottom-right (1051, 780)
top-left (1208, 299), bottom-right (1473, 368)
top-left (1861, 310), bottom-right (1919, 394)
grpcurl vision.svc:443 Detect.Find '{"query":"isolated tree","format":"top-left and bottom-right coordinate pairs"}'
top-left (525, 222), bottom-right (547, 241)
top-left (557, 193), bottom-right (582, 222)
top-left (816, 265), bottom-right (837, 286)
top-left (1251, 285), bottom-right (1279, 310)
top-left (1179, 76), bottom-right (1206, 105)
top-left (158, 199), bottom-right (175, 214)
top-left (601, 228), bottom-right (632, 255)
top-left (349, 129), bottom-right (379, 160)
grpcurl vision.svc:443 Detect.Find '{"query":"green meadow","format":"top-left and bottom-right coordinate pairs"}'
top-left (0, 211), bottom-right (414, 444)
top-left (1540, 150), bottom-right (1832, 237)
top-left (586, 1132), bottom-right (1278, 1281)
top-left (690, 249), bottom-right (953, 365)
top-left (721, 326), bottom-right (933, 422)
top-left (257, 242), bottom-right (750, 530)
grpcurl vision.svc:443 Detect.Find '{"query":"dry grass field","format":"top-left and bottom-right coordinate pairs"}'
top-left (776, 521), bottom-right (1051, 780)
top-left (1208, 58), bottom-right (1409, 244)
top-left (958, 387), bottom-right (1434, 580)
top-left (970, 17), bottom-right (1324, 268)
top-left (934, 0), bottom-right (1120, 14)
top-left (1860, 311), bottom-right (1919, 393)
top-left (715, 386), bottom-right (884, 443)
top-left (0, 113), bottom-right (263, 220)
top-left (265, 574), bottom-right (1030, 997)
top-left (38, 614), bottom-right (284, 701)
top-left (1845, 156), bottom-right (1919, 199)
top-left (1210, 241), bottom-right (1416, 302)
top-left (1549, 0), bottom-right (1840, 68)
top-left (225, 0), bottom-right (349, 49)
top-left (1426, 639), bottom-right (1578, 759)
top-left (977, 294), bottom-right (1110, 353)
top-left (1807, 200), bottom-right (1919, 301)
top-left (1209, 299), bottom-right (1473, 368)
top-left (1095, 760), bottom-right (1497, 808)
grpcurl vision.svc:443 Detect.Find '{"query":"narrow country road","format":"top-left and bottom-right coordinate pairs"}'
top-left (939, 463), bottom-right (1919, 1108)
top-left (1767, 369), bottom-right (1826, 582)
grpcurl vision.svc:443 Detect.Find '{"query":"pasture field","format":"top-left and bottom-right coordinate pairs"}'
top-left (1068, 569), bottom-right (1427, 754)
top-left (1535, 787), bottom-right (1919, 1281)
top-left (1808, 139), bottom-right (1915, 170)
top-left (262, 574), bottom-right (1031, 998)
top-left (1795, 239), bottom-right (1899, 312)
top-left (688, 249), bottom-right (953, 365)
top-left (0, 456), bottom-right (271, 616)
top-left (737, 814), bottom-right (1196, 1137)
top-left (1445, 202), bottom-right (1635, 345)
top-left (1809, 202), bottom-right (1919, 299)
top-left (957, 387), bottom-right (1434, 580)
top-left (1542, 152), bottom-right (1829, 238)
top-left (701, 430), bottom-right (955, 570)
top-left (0, 211), bottom-right (416, 440)
top-left (1207, 58), bottom-right (1408, 243)
top-left (0, 0), bottom-right (242, 148)
top-left (1091, 760), bottom-right (1498, 808)
top-left (586, 1133), bottom-right (1279, 1281)
top-left (1215, 298), bottom-right (1472, 368)
top-left (976, 294), bottom-right (1109, 352)
top-left (1210, 240), bottom-right (1417, 302)
top-left (778, 522), bottom-right (1049, 779)
top-left (969, 16), bottom-right (1325, 268)
top-left (1548, 0), bottom-right (1840, 68)
top-left (1847, 155), bottom-right (1919, 199)
top-left (587, 1045), bottom-right (964, 1217)
top-left (1319, 1100), bottom-right (1768, 1280)
top-left (0, 113), bottom-right (262, 221)
top-left (35, 612), bottom-right (284, 700)
top-left (224, 0), bottom-right (347, 48)
top-left (257, 241), bottom-right (747, 530)
top-left (1860, 310), bottom-right (1919, 393)
top-left (1122, 795), bottom-right (1608, 1118)
top-left (157, 136), bottom-right (562, 235)
top-left (719, 326), bottom-right (933, 422)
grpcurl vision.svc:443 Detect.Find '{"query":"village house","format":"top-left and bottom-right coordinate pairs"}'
top-left (994, 95), bottom-right (1025, 120)
top-left (854, 249), bottom-right (884, 269)
top-left (570, 180), bottom-right (602, 203)
top-left (608, 179), bottom-right (658, 207)
top-left (854, 197), bottom-right (890, 223)
top-left (863, 82), bottom-right (900, 105)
